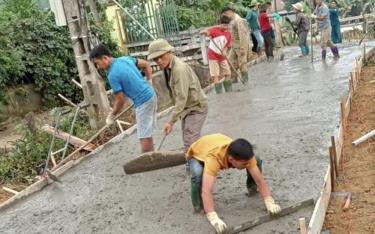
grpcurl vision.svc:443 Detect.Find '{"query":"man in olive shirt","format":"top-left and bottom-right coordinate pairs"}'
top-left (222, 6), bottom-right (252, 82)
top-left (186, 133), bottom-right (281, 233)
top-left (147, 39), bottom-right (208, 152)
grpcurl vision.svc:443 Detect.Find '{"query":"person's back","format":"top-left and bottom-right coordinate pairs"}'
top-left (246, 9), bottom-right (260, 32)
top-left (108, 56), bottom-right (155, 108)
top-left (296, 12), bottom-right (310, 33)
top-left (259, 11), bottom-right (272, 32)
top-left (315, 3), bottom-right (330, 31)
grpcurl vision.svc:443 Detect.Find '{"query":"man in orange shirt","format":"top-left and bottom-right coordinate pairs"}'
top-left (186, 133), bottom-right (281, 233)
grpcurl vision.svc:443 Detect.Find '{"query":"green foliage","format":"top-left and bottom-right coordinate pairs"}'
top-left (0, 0), bottom-right (120, 107)
top-left (0, 110), bottom-right (90, 184)
top-left (174, 0), bottom-right (252, 30)
top-left (0, 0), bottom-right (81, 106)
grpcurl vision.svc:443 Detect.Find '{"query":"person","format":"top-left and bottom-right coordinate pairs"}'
top-left (147, 39), bottom-right (208, 154)
top-left (265, 1), bottom-right (276, 46)
top-left (200, 15), bottom-right (233, 94)
top-left (329, 0), bottom-right (342, 44)
top-left (246, 0), bottom-right (264, 53)
top-left (89, 44), bottom-right (157, 153)
top-left (286, 2), bottom-right (310, 56)
top-left (222, 6), bottom-right (252, 83)
top-left (313, 0), bottom-right (339, 60)
top-left (271, 11), bottom-right (284, 49)
top-left (186, 133), bottom-right (282, 233)
top-left (259, 4), bottom-right (274, 60)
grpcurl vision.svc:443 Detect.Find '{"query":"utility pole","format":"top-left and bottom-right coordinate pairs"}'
top-left (62, 0), bottom-right (110, 129)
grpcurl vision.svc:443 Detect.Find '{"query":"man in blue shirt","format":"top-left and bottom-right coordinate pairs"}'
top-left (90, 44), bottom-right (157, 152)
top-left (313, 0), bottom-right (339, 60)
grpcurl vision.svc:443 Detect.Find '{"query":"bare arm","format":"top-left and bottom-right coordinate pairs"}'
top-left (248, 166), bottom-right (271, 198)
top-left (202, 173), bottom-right (216, 213)
top-left (112, 92), bottom-right (126, 116)
top-left (137, 58), bottom-right (153, 82)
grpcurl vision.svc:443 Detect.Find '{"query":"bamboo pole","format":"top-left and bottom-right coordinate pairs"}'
top-left (58, 94), bottom-right (77, 107)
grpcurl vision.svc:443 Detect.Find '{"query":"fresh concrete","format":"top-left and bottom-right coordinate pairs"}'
top-left (0, 43), bottom-right (371, 234)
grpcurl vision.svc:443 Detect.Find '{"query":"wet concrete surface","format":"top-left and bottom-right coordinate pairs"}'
top-left (0, 43), bottom-right (373, 234)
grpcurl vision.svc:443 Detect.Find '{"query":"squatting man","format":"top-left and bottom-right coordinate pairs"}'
top-left (186, 133), bottom-right (282, 233)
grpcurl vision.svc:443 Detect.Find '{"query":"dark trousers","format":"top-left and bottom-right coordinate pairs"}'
top-left (262, 29), bottom-right (274, 58)
top-left (251, 33), bottom-right (258, 53)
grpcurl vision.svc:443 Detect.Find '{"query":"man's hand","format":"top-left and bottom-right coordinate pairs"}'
top-left (164, 122), bottom-right (174, 135)
top-left (264, 196), bottom-right (281, 215)
top-left (206, 212), bottom-right (227, 234)
top-left (106, 112), bottom-right (115, 126)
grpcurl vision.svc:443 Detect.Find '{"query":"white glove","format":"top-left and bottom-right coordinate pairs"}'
top-left (264, 196), bottom-right (282, 215)
top-left (206, 212), bottom-right (227, 234)
top-left (105, 112), bottom-right (115, 125)
top-left (311, 14), bottom-right (317, 19)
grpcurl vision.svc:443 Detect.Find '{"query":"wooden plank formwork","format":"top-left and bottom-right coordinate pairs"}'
top-left (307, 46), bottom-right (374, 233)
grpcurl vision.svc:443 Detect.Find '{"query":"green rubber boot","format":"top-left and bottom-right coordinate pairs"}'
top-left (214, 83), bottom-right (223, 94)
top-left (241, 71), bottom-right (249, 84)
top-left (223, 80), bottom-right (233, 92)
top-left (191, 182), bottom-right (203, 213)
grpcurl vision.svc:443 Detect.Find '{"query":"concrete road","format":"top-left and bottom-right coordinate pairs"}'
top-left (0, 43), bottom-right (371, 234)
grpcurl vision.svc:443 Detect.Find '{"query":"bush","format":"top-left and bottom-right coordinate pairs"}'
top-left (0, 0), bottom-right (119, 107)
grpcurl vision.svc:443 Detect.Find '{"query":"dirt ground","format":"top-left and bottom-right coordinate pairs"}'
top-left (0, 43), bottom-right (373, 234)
top-left (324, 57), bottom-right (375, 233)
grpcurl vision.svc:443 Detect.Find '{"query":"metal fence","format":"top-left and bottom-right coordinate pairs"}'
top-left (121, 0), bottom-right (179, 44)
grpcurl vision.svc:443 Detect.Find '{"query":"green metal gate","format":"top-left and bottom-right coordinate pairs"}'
top-left (121, 0), bottom-right (180, 44)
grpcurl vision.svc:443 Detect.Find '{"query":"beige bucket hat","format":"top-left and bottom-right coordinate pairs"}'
top-left (147, 39), bottom-right (175, 60)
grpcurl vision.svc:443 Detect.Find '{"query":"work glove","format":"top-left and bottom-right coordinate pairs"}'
top-left (206, 212), bottom-right (227, 234)
top-left (105, 112), bottom-right (115, 126)
top-left (264, 196), bottom-right (281, 215)
top-left (285, 17), bottom-right (291, 22)
top-left (311, 14), bottom-right (317, 19)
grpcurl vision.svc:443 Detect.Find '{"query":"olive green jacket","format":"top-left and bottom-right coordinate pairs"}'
top-left (165, 55), bottom-right (207, 124)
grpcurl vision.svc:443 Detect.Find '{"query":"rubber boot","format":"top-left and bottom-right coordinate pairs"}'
top-left (246, 157), bottom-right (263, 196)
top-left (304, 45), bottom-right (310, 55)
top-left (223, 80), bottom-right (233, 92)
top-left (214, 83), bottom-right (223, 94)
top-left (321, 49), bottom-right (327, 60)
top-left (241, 71), bottom-right (249, 84)
top-left (331, 46), bottom-right (340, 58)
top-left (191, 182), bottom-right (203, 213)
top-left (300, 47), bottom-right (306, 56)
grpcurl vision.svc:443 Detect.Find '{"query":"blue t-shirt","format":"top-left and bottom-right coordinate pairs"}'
top-left (108, 56), bottom-right (155, 108)
top-left (315, 4), bottom-right (330, 31)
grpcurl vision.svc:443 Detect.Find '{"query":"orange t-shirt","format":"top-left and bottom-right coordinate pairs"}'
top-left (186, 134), bottom-right (257, 176)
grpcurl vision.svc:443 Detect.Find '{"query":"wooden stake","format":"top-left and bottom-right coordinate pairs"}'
top-left (340, 99), bottom-right (346, 131)
top-left (343, 193), bottom-right (352, 212)
top-left (58, 93), bottom-right (77, 107)
top-left (117, 120), bottom-right (132, 126)
top-left (329, 147), bottom-right (336, 192)
top-left (116, 120), bottom-right (124, 132)
top-left (2, 187), bottom-right (19, 195)
top-left (363, 43), bottom-right (366, 63)
top-left (299, 217), bottom-right (307, 234)
top-left (51, 155), bottom-right (57, 168)
top-left (72, 79), bottom-right (82, 89)
top-left (331, 136), bottom-right (338, 177)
